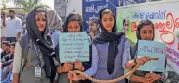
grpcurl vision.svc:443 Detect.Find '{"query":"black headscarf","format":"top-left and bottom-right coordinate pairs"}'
top-left (63, 12), bottom-right (84, 32)
top-left (26, 7), bottom-right (56, 80)
top-left (93, 8), bottom-right (125, 75)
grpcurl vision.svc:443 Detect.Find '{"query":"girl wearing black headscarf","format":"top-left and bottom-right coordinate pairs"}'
top-left (129, 19), bottom-right (168, 83)
top-left (13, 7), bottom-right (57, 83)
top-left (68, 8), bottom-right (151, 83)
top-left (55, 12), bottom-right (92, 83)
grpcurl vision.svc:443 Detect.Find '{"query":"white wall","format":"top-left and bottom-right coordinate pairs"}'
top-left (66, 0), bottom-right (82, 16)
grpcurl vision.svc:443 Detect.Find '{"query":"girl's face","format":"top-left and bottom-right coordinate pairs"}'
top-left (89, 21), bottom-right (98, 32)
top-left (101, 13), bottom-right (114, 32)
top-left (123, 20), bottom-right (129, 32)
top-left (140, 25), bottom-right (154, 40)
top-left (67, 21), bottom-right (80, 32)
top-left (35, 12), bottom-right (46, 32)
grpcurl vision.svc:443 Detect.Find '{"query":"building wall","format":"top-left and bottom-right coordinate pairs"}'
top-left (54, 0), bottom-right (67, 21)
top-left (66, 0), bottom-right (82, 16)
top-left (54, 0), bottom-right (83, 21)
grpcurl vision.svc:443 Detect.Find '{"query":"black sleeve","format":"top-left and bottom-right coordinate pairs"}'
top-left (54, 44), bottom-right (61, 66)
top-left (130, 46), bottom-right (136, 59)
top-left (82, 45), bottom-right (92, 71)
top-left (1, 52), bottom-right (5, 59)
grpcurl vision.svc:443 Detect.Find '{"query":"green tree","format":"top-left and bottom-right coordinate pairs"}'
top-left (14, 0), bottom-right (46, 13)
top-left (1, 0), bottom-right (7, 10)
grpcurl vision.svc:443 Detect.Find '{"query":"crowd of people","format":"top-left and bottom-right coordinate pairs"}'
top-left (1, 9), bottom-right (23, 83)
top-left (0, 6), bottom-right (168, 83)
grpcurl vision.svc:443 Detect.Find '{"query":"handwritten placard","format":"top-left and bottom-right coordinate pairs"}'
top-left (137, 40), bottom-right (166, 72)
top-left (59, 32), bottom-right (90, 63)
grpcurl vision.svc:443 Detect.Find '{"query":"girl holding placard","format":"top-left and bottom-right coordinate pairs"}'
top-left (55, 12), bottom-right (92, 83)
top-left (129, 19), bottom-right (168, 83)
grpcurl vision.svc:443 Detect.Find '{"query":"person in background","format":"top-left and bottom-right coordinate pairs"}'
top-left (46, 9), bottom-right (62, 48)
top-left (46, 8), bottom-right (63, 83)
top-left (129, 19), bottom-right (168, 83)
top-left (88, 18), bottom-right (100, 39)
top-left (1, 42), bottom-right (15, 68)
top-left (123, 18), bottom-right (129, 83)
top-left (47, 9), bottom-right (62, 33)
top-left (1, 41), bottom-right (10, 60)
top-left (122, 18), bottom-right (129, 33)
top-left (1, 12), bottom-right (6, 42)
top-left (1, 42), bottom-right (15, 80)
top-left (4, 10), bottom-right (22, 42)
top-left (122, 18), bottom-right (135, 46)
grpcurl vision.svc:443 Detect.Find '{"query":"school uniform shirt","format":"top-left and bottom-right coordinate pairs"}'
top-left (12, 41), bottom-right (51, 83)
top-left (84, 35), bottom-right (131, 83)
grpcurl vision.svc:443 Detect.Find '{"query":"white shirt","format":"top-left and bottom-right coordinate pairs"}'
top-left (5, 17), bottom-right (22, 37)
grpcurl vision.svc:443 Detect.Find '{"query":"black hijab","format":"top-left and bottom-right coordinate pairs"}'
top-left (63, 12), bottom-right (84, 32)
top-left (26, 7), bottom-right (56, 80)
top-left (93, 8), bottom-right (125, 75)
